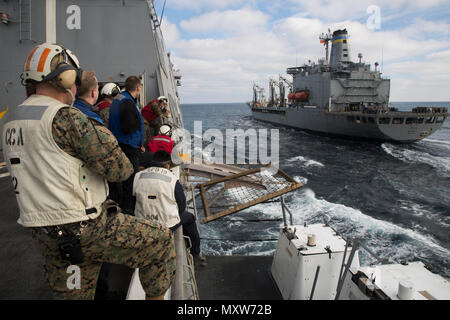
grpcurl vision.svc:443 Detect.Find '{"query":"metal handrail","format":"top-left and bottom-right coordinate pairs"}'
top-left (334, 237), bottom-right (390, 300)
top-left (280, 196), bottom-right (293, 226)
top-left (170, 228), bottom-right (185, 300)
top-left (334, 239), bottom-right (359, 300)
top-left (170, 229), bottom-right (199, 300)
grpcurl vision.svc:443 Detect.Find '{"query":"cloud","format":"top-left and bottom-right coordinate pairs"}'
top-left (168, 57), bottom-right (257, 103)
top-left (401, 18), bottom-right (450, 38)
top-left (390, 73), bottom-right (450, 101)
top-left (161, 18), bottom-right (181, 46)
top-left (286, 0), bottom-right (449, 21)
top-left (161, 4), bottom-right (450, 103)
top-left (166, 0), bottom-right (251, 11)
top-left (386, 49), bottom-right (450, 76)
top-left (164, 10), bottom-right (294, 102)
top-left (180, 8), bottom-right (269, 35)
top-left (380, 47), bottom-right (450, 100)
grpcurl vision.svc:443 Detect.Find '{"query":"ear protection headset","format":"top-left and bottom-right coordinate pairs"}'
top-left (110, 86), bottom-right (119, 97)
top-left (44, 62), bottom-right (82, 90)
top-left (22, 43), bottom-right (82, 90)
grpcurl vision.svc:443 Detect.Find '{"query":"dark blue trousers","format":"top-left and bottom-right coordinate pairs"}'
top-left (171, 211), bottom-right (201, 257)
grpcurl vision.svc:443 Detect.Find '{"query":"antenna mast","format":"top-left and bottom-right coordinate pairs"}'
top-left (319, 28), bottom-right (333, 64)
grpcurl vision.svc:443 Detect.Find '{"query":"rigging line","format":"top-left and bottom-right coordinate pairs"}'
top-left (200, 237), bottom-right (278, 242)
top-left (160, 0), bottom-right (167, 26)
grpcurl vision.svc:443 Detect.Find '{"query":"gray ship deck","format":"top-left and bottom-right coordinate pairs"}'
top-left (0, 155), bottom-right (52, 299)
top-left (196, 255), bottom-right (281, 300)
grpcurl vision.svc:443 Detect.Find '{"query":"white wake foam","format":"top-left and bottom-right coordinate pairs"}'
top-left (286, 155), bottom-right (325, 168)
top-left (422, 138), bottom-right (450, 150)
top-left (382, 143), bottom-right (450, 175)
top-left (200, 186), bottom-right (450, 265)
top-left (291, 189), bottom-right (450, 262)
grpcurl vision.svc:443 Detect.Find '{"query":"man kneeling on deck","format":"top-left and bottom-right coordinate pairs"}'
top-left (133, 150), bottom-right (207, 267)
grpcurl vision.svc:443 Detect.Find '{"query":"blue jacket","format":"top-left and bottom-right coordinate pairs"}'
top-left (108, 91), bottom-right (145, 149)
top-left (73, 99), bottom-right (104, 125)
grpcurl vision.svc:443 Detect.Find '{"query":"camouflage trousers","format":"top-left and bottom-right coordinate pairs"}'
top-left (30, 200), bottom-right (176, 300)
top-left (143, 120), bottom-right (157, 146)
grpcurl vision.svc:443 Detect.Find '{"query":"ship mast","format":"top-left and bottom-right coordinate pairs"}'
top-left (319, 29), bottom-right (332, 64)
top-left (269, 78), bottom-right (277, 107)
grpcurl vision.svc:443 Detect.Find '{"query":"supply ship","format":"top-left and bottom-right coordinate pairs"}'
top-left (249, 29), bottom-right (448, 143)
top-left (1, 1), bottom-right (449, 302)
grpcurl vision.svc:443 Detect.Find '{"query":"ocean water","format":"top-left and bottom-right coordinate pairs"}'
top-left (180, 102), bottom-right (450, 281)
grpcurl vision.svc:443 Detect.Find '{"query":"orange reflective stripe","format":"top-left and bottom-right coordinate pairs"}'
top-left (37, 48), bottom-right (51, 73)
top-left (25, 46), bottom-right (39, 71)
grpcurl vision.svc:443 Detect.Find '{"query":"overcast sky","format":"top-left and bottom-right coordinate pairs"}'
top-left (155, 0), bottom-right (450, 103)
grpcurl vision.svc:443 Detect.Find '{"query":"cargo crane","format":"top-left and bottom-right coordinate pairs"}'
top-left (252, 84), bottom-right (267, 107)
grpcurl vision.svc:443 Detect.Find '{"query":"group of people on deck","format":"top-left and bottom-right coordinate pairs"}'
top-left (73, 73), bottom-right (204, 267)
top-left (5, 43), bottom-right (204, 300)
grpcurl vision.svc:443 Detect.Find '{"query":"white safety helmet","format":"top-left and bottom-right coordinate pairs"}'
top-left (159, 124), bottom-right (172, 136)
top-left (101, 83), bottom-right (120, 97)
top-left (22, 43), bottom-right (81, 89)
top-left (157, 96), bottom-right (168, 103)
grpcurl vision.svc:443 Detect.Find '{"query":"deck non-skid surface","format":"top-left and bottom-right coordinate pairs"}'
top-left (195, 255), bottom-right (281, 300)
top-left (0, 154), bottom-right (52, 299)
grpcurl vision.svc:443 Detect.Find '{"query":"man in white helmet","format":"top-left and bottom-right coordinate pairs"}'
top-left (148, 124), bottom-right (175, 154)
top-left (1, 43), bottom-right (175, 299)
top-left (139, 124), bottom-right (175, 170)
top-left (96, 82), bottom-right (120, 126)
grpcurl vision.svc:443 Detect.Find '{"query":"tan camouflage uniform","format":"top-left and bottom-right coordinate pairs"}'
top-left (144, 102), bottom-right (171, 145)
top-left (30, 107), bottom-right (176, 299)
top-left (99, 107), bottom-right (110, 128)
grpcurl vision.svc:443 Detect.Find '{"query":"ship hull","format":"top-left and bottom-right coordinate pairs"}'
top-left (250, 107), bottom-right (447, 143)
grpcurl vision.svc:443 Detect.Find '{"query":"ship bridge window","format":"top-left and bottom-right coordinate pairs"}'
top-left (343, 54), bottom-right (348, 57)
top-left (392, 118), bottom-right (404, 124)
top-left (436, 116), bottom-right (445, 123)
top-left (350, 104), bottom-right (360, 111)
top-left (406, 118), bottom-right (418, 124)
top-left (425, 117), bottom-right (436, 124)
top-left (378, 117), bottom-right (391, 124)
top-left (417, 118), bottom-right (424, 124)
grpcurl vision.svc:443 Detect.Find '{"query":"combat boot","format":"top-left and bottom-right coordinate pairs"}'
top-left (194, 254), bottom-right (207, 267)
